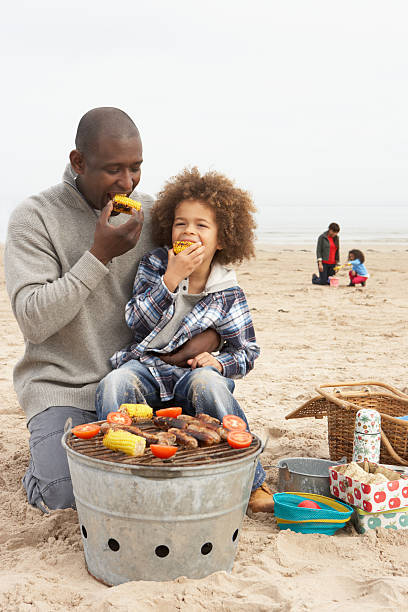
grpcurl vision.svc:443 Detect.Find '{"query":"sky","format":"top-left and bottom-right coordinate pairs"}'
top-left (1, 0), bottom-right (408, 241)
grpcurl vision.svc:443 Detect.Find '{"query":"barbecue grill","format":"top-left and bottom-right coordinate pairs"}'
top-left (62, 419), bottom-right (263, 585)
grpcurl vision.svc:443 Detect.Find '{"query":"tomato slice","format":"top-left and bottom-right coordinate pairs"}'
top-left (222, 414), bottom-right (247, 431)
top-left (150, 445), bottom-right (178, 459)
top-left (155, 407), bottom-right (182, 418)
top-left (227, 431), bottom-right (253, 449)
top-left (107, 411), bottom-right (132, 426)
top-left (72, 423), bottom-right (100, 439)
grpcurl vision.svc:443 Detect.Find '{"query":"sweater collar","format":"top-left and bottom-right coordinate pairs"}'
top-left (62, 164), bottom-right (100, 214)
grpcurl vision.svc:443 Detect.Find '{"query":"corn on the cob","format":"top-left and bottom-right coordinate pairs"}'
top-left (173, 240), bottom-right (194, 254)
top-left (119, 403), bottom-right (153, 420)
top-left (103, 429), bottom-right (146, 456)
top-left (112, 194), bottom-right (142, 214)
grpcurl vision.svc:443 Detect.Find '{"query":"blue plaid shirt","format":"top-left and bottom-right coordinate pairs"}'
top-left (111, 248), bottom-right (260, 401)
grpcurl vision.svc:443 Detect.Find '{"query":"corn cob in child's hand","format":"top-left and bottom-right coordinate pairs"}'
top-left (119, 403), bottom-right (153, 420)
top-left (103, 429), bottom-right (146, 456)
top-left (173, 240), bottom-right (194, 254)
top-left (112, 194), bottom-right (142, 215)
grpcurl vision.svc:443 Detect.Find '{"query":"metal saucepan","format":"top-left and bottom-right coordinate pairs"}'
top-left (275, 457), bottom-right (347, 497)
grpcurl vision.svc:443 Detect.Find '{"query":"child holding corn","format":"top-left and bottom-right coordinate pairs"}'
top-left (96, 167), bottom-right (274, 513)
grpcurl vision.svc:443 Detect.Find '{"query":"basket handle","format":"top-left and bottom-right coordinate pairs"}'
top-left (316, 382), bottom-right (408, 466)
top-left (315, 381), bottom-right (408, 409)
top-left (381, 430), bottom-right (408, 466)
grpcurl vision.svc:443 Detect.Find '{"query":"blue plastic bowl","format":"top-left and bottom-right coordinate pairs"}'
top-left (274, 492), bottom-right (353, 535)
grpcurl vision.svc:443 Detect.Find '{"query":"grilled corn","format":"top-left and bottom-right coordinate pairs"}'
top-left (112, 194), bottom-right (142, 214)
top-left (103, 429), bottom-right (146, 456)
top-left (119, 403), bottom-right (153, 420)
top-left (173, 240), bottom-right (194, 254)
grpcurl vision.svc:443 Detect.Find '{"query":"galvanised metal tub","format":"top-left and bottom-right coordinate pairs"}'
top-left (62, 422), bottom-right (263, 586)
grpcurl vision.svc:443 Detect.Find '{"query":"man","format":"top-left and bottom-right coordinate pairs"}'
top-left (5, 107), bottom-right (273, 514)
top-left (312, 222), bottom-right (340, 285)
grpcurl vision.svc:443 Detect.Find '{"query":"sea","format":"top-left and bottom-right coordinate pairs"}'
top-left (255, 204), bottom-right (408, 245)
top-left (0, 204), bottom-right (407, 246)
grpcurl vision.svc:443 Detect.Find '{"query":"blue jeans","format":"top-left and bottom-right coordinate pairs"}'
top-left (24, 405), bottom-right (97, 512)
top-left (95, 360), bottom-right (265, 491)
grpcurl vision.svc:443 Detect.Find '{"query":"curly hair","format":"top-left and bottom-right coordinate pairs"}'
top-left (348, 249), bottom-right (365, 263)
top-left (151, 167), bottom-right (257, 265)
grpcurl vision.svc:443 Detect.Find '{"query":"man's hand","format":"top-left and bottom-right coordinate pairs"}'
top-left (160, 328), bottom-right (221, 368)
top-left (187, 352), bottom-right (223, 372)
top-left (163, 243), bottom-right (205, 292)
top-left (90, 201), bottom-right (144, 265)
top-left (318, 262), bottom-right (323, 273)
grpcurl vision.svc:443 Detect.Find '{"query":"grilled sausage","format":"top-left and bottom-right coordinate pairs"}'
top-left (196, 413), bottom-right (221, 426)
top-left (168, 428), bottom-right (198, 449)
top-left (177, 415), bottom-right (197, 424)
top-left (195, 418), bottom-right (228, 440)
top-left (156, 431), bottom-right (177, 446)
top-left (153, 416), bottom-right (187, 431)
top-left (127, 426), bottom-right (160, 446)
top-left (100, 422), bottom-right (161, 445)
top-left (186, 423), bottom-right (221, 445)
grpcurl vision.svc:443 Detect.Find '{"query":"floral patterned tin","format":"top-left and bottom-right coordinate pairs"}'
top-left (352, 408), bottom-right (381, 462)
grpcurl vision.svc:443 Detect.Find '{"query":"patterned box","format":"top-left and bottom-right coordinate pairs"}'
top-left (329, 462), bottom-right (408, 512)
top-left (352, 506), bottom-right (408, 534)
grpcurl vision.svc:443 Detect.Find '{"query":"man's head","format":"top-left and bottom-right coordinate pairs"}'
top-left (69, 107), bottom-right (143, 210)
top-left (328, 222), bottom-right (340, 237)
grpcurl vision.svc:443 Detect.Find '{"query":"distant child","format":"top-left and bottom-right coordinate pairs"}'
top-left (348, 249), bottom-right (369, 287)
top-left (96, 167), bottom-right (274, 513)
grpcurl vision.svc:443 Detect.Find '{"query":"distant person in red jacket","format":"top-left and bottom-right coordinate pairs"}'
top-left (312, 222), bottom-right (340, 285)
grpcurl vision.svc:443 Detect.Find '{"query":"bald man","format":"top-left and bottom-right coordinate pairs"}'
top-left (4, 108), bottom-right (218, 512)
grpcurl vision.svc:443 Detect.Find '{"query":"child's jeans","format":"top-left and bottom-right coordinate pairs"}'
top-left (95, 360), bottom-right (266, 491)
top-left (349, 272), bottom-right (368, 285)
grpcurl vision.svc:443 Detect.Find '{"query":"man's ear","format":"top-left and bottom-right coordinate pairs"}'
top-left (69, 149), bottom-right (86, 175)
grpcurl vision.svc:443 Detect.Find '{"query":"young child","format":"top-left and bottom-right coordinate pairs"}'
top-left (348, 249), bottom-right (369, 287)
top-left (95, 167), bottom-right (273, 512)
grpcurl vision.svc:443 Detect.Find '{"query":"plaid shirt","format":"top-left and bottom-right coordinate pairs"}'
top-left (111, 248), bottom-right (260, 401)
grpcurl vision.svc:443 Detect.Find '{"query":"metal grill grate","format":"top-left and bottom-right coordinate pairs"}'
top-left (67, 420), bottom-right (261, 467)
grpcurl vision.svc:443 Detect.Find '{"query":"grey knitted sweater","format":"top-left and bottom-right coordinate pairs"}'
top-left (4, 165), bottom-right (155, 422)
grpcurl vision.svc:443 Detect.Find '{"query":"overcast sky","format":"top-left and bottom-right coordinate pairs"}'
top-left (1, 0), bottom-right (407, 240)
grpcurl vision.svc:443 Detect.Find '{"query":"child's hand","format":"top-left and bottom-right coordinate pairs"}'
top-left (163, 243), bottom-right (205, 292)
top-left (187, 352), bottom-right (223, 373)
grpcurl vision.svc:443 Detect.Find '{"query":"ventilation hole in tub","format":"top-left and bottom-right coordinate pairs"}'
top-left (81, 525), bottom-right (87, 539)
top-left (201, 542), bottom-right (213, 555)
top-left (232, 529), bottom-right (239, 542)
top-left (108, 538), bottom-right (120, 552)
top-left (155, 545), bottom-right (170, 558)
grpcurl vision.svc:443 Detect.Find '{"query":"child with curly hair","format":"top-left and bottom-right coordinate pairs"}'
top-left (95, 167), bottom-right (273, 512)
top-left (348, 249), bottom-right (369, 287)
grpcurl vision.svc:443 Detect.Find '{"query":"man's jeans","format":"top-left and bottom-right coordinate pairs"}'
top-left (23, 405), bottom-right (97, 512)
top-left (96, 360), bottom-right (266, 491)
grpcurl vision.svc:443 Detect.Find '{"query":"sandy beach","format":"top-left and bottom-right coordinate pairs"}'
top-left (1, 242), bottom-right (408, 611)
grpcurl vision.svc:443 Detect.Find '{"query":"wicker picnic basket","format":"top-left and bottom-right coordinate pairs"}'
top-left (285, 381), bottom-right (408, 466)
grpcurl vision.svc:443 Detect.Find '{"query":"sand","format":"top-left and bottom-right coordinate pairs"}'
top-left (1, 242), bottom-right (408, 611)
